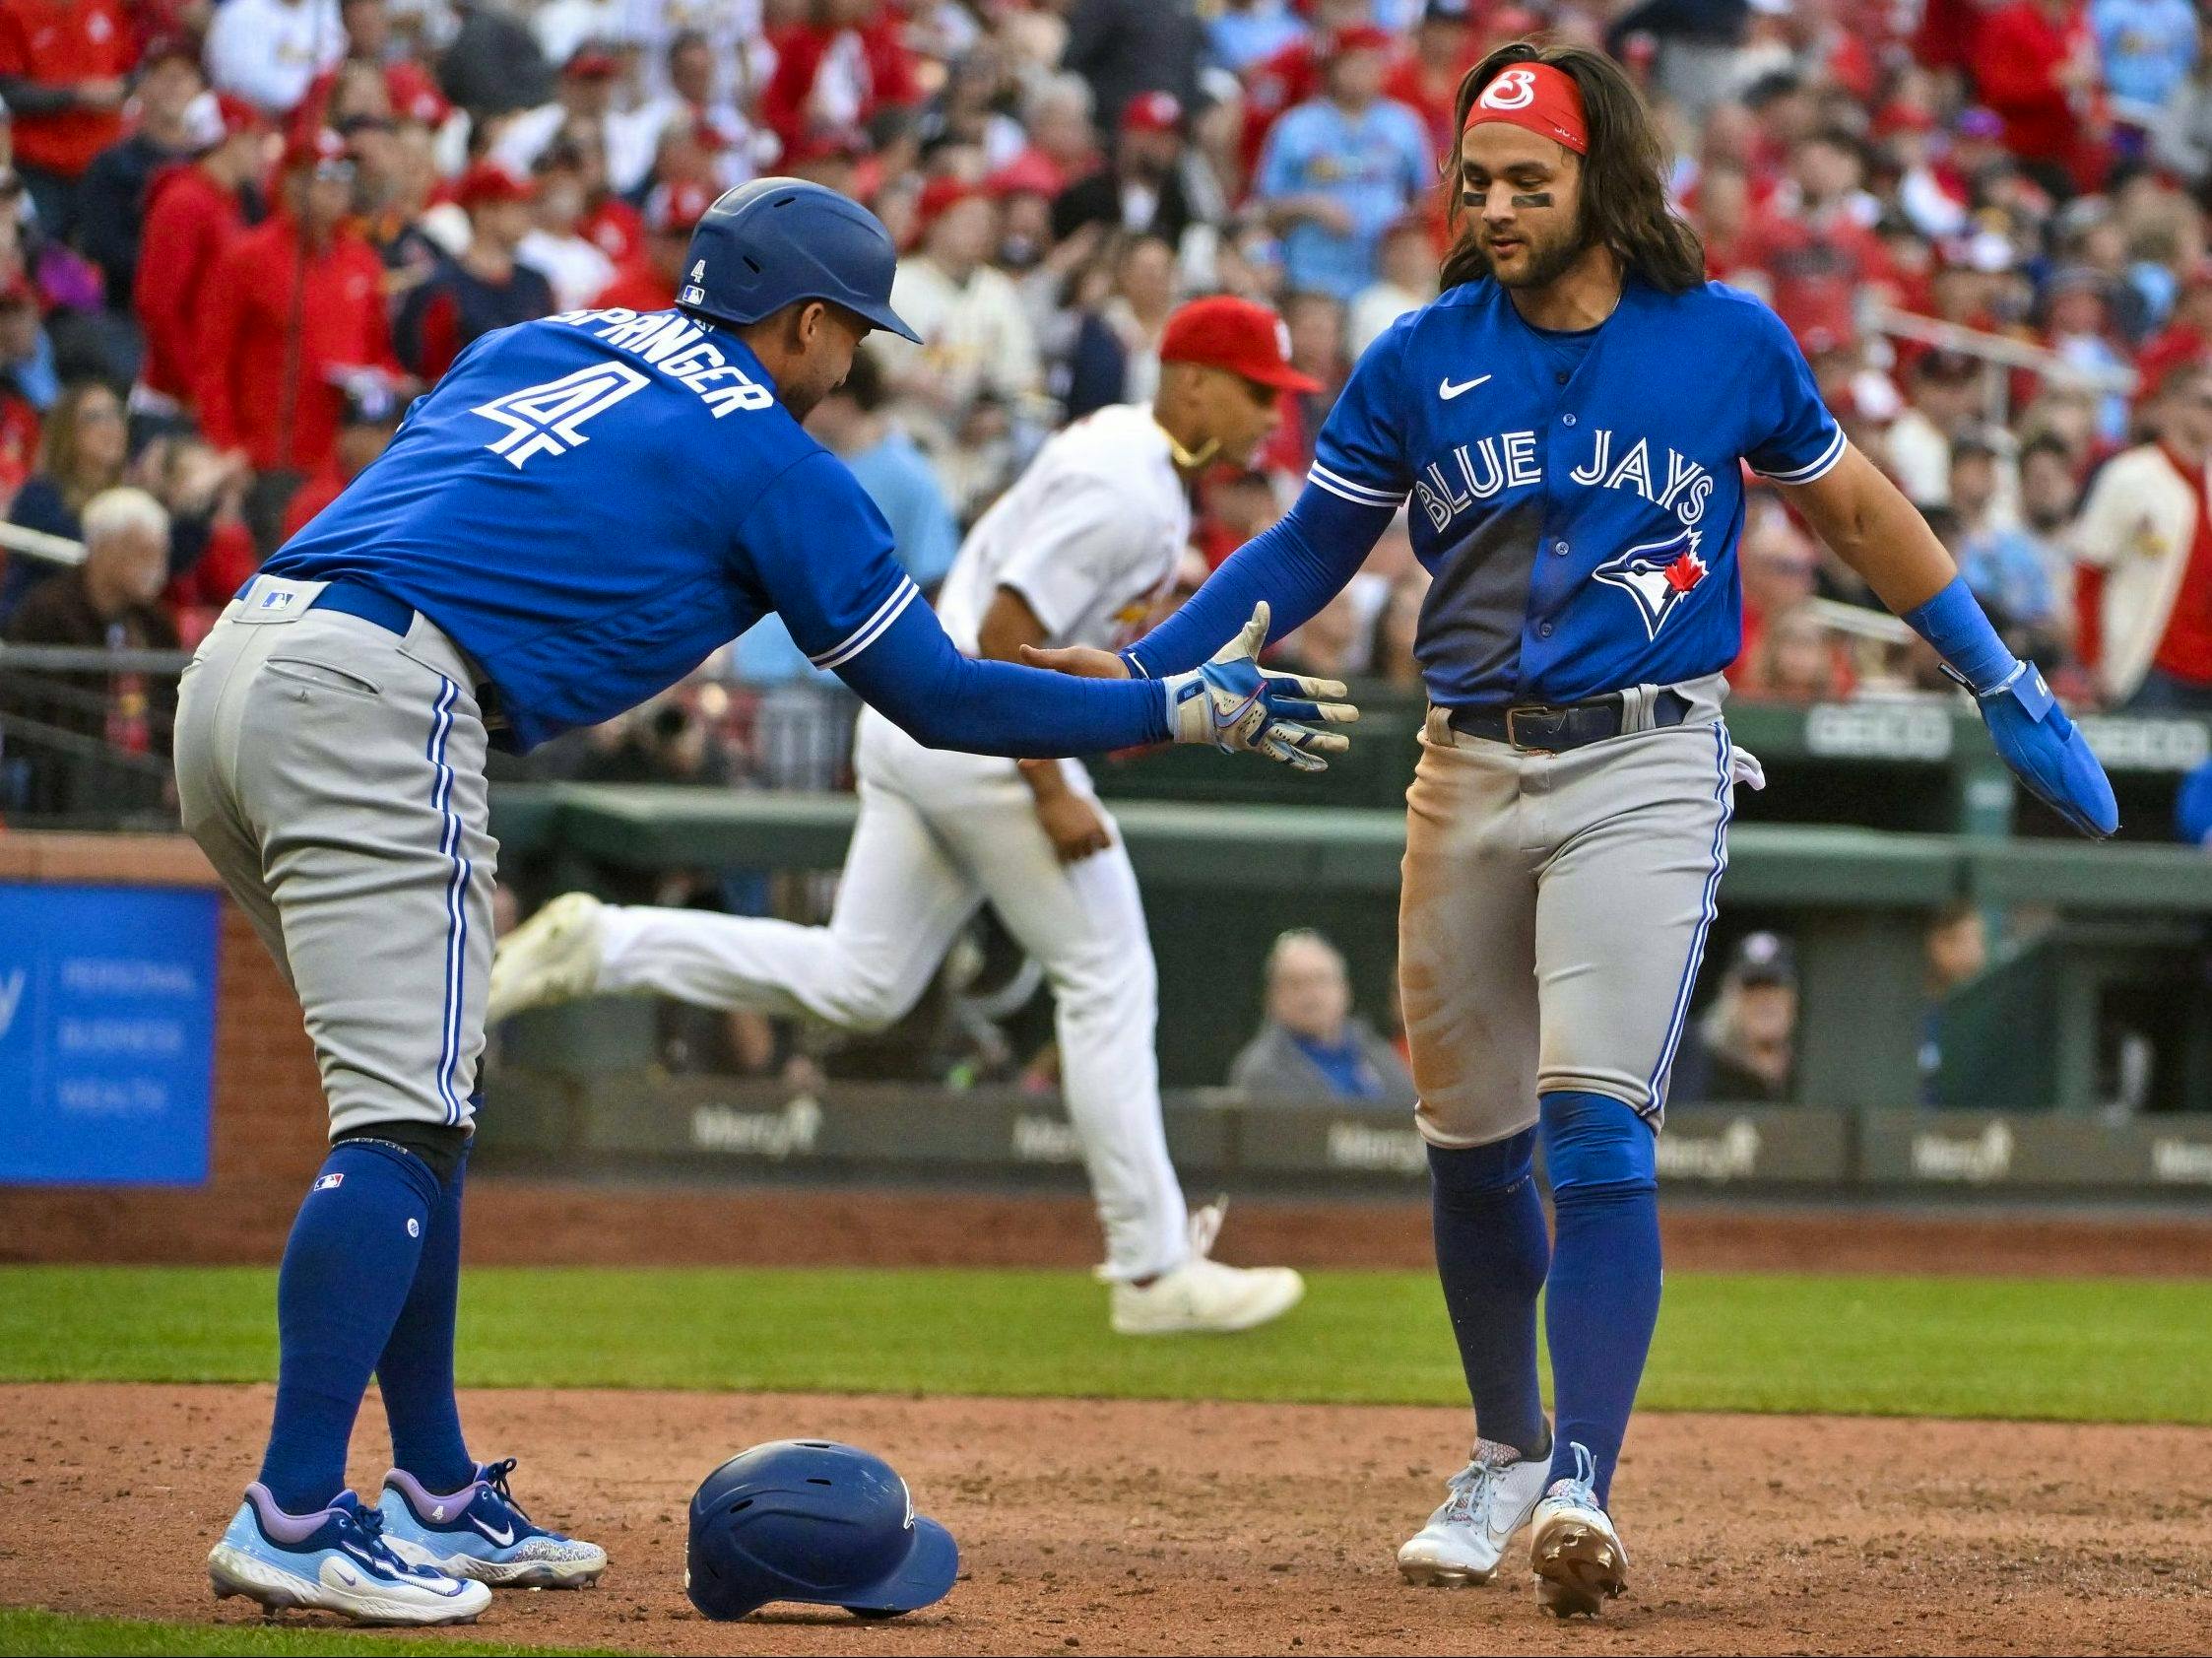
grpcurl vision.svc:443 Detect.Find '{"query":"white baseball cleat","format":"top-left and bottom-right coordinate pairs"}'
top-left (208, 1485), bottom-right (491, 1626)
top-left (1397, 1437), bottom-right (1552, 1586)
top-left (1108, 1202), bottom-right (1304, 1335)
top-left (488, 892), bottom-right (605, 1023)
top-left (1529, 1443), bottom-right (1628, 1618)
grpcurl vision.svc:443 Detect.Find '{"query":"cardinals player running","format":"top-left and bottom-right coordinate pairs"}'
top-left (491, 297), bottom-right (1326, 1336)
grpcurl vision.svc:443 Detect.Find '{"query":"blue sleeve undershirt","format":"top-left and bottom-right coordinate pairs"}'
top-left (1123, 482), bottom-right (1399, 678)
top-left (834, 595), bottom-right (1173, 757)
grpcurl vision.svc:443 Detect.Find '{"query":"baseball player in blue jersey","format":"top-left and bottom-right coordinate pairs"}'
top-left (173, 177), bottom-right (1353, 1627)
top-left (1029, 46), bottom-right (2117, 1619)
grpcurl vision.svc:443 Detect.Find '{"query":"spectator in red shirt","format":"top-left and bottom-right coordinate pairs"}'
top-left (1383, 0), bottom-right (1478, 162)
top-left (592, 177), bottom-right (708, 313)
top-left (0, 274), bottom-right (43, 506)
top-left (1972, 0), bottom-right (2109, 196)
top-left (760, 0), bottom-right (921, 157)
top-left (278, 374), bottom-right (403, 542)
top-left (195, 128), bottom-right (397, 485)
top-left (133, 92), bottom-right (269, 416)
top-left (0, 0), bottom-right (136, 237)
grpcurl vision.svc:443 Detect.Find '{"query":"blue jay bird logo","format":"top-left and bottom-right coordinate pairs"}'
top-left (1593, 528), bottom-right (1709, 640)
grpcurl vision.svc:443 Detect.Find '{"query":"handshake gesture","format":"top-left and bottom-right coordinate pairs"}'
top-left (1023, 603), bottom-right (1359, 772)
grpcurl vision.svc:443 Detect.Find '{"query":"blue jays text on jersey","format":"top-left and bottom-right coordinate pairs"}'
top-left (1304, 276), bottom-right (1845, 707)
top-left (260, 307), bottom-right (915, 751)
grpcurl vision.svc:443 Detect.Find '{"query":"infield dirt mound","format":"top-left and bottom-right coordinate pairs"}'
top-left (3, 1383), bottom-right (2207, 1656)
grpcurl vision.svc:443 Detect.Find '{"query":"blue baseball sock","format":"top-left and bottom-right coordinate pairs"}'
top-left (376, 1135), bottom-right (475, 1493)
top-left (258, 1139), bottom-right (438, 1513)
top-left (1539, 1091), bottom-right (1660, 1508)
top-left (1427, 1130), bottom-right (1551, 1459)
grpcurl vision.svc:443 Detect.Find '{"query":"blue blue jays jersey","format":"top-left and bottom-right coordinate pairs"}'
top-left (1307, 276), bottom-right (1845, 707)
top-left (263, 307), bottom-right (917, 751)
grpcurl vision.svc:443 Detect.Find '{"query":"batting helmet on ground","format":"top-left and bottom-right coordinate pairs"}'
top-left (684, 1440), bottom-right (958, 1621)
top-left (679, 178), bottom-right (921, 342)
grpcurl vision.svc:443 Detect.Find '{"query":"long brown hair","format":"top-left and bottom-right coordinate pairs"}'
top-left (37, 380), bottom-right (126, 513)
top-left (1440, 42), bottom-right (1704, 295)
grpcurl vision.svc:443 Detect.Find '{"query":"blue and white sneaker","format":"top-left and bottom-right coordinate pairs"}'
top-left (1529, 1443), bottom-right (1628, 1619)
top-left (208, 1484), bottom-right (491, 1625)
top-left (377, 1458), bottom-right (608, 1588)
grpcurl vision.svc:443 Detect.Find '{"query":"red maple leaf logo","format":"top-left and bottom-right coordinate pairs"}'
top-left (1662, 550), bottom-right (1707, 594)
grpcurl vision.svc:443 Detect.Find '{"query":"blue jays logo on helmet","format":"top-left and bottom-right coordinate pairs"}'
top-left (1593, 528), bottom-right (1709, 640)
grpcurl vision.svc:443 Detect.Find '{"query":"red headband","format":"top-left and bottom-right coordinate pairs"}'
top-left (1464, 62), bottom-right (1587, 155)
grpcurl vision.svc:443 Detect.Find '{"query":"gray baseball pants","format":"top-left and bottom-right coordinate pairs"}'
top-left (1399, 676), bottom-right (1750, 1148)
top-left (173, 577), bottom-right (496, 1138)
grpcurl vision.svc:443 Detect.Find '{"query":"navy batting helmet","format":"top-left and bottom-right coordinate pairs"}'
top-left (679, 178), bottom-right (921, 343)
top-left (684, 1440), bottom-right (957, 1622)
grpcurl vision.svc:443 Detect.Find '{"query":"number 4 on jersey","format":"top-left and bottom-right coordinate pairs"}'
top-left (473, 363), bottom-right (652, 468)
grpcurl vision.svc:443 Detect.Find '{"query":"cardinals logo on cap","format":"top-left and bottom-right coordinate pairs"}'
top-left (1593, 528), bottom-right (1709, 639)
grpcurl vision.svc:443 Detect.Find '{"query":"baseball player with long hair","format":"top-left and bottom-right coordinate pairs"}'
top-left (491, 296), bottom-right (1312, 1338)
top-left (174, 179), bottom-right (1351, 1626)
top-left (1029, 44), bottom-right (2116, 1618)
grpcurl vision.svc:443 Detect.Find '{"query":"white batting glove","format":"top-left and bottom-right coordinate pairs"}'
top-left (1160, 603), bottom-right (1357, 772)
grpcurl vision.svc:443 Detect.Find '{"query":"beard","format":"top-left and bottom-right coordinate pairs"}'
top-left (1482, 209), bottom-right (1594, 291)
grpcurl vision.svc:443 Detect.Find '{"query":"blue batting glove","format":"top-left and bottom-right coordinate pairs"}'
top-left (1955, 659), bottom-right (2119, 839)
top-left (1162, 602), bottom-right (1358, 771)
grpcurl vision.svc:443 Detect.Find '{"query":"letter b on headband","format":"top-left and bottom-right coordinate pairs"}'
top-left (1464, 61), bottom-right (1588, 155)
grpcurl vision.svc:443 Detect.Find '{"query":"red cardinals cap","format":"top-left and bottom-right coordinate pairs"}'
top-left (455, 159), bottom-right (536, 209)
top-left (564, 44), bottom-right (620, 79)
top-left (915, 174), bottom-right (984, 231)
top-left (282, 127), bottom-right (353, 175)
top-left (789, 124), bottom-right (871, 166)
top-left (1158, 296), bottom-right (1321, 394)
top-left (988, 151), bottom-right (1063, 198)
top-left (1334, 22), bottom-right (1397, 53)
top-left (1464, 60), bottom-right (1587, 155)
top-left (1121, 90), bottom-right (1183, 135)
top-left (646, 178), bottom-right (713, 234)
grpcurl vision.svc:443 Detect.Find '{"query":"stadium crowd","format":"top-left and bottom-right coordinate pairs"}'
top-left (3, 0), bottom-right (2212, 794)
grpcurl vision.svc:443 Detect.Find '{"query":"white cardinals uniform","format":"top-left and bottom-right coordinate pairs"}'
top-left (595, 404), bottom-right (1196, 1277)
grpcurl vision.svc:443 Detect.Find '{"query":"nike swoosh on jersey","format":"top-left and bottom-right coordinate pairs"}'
top-left (1438, 374), bottom-right (1492, 400)
top-left (470, 1515), bottom-right (517, 1548)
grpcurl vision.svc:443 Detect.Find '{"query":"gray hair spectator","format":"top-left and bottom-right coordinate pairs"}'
top-left (1, 486), bottom-right (177, 816)
top-left (1227, 929), bottom-right (1416, 1109)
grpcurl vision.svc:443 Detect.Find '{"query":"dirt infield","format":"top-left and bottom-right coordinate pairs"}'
top-left (3, 1382), bottom-right (2207, 1656)
top-left (10, 1176), bottom-right (2212, 1276)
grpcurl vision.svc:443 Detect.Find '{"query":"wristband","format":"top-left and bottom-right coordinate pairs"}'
top-left (1901, 575), bottom-right (2016, 695)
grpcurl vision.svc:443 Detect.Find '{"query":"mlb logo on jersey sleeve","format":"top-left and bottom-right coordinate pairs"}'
top-left (313, 1172), bottom-right (345, 1192)
top-left (1593, 528), bottom-right (1708, 640)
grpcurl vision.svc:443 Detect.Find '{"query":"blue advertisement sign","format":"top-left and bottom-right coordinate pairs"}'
top-left (0, 884), bottom-right (221, 1184)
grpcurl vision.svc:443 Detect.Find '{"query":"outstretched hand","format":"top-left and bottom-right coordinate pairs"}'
top-left (1160, 602), bottom-right (1358, 771)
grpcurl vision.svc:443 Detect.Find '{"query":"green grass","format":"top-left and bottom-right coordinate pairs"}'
top-left (5, 1264), bottom-right (2211, 1424)
top-left (0, 1608), bottom-right (613, 1656)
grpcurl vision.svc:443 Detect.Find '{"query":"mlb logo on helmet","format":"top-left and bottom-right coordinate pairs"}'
top-left (681, 259), bottom-right (707, 309)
